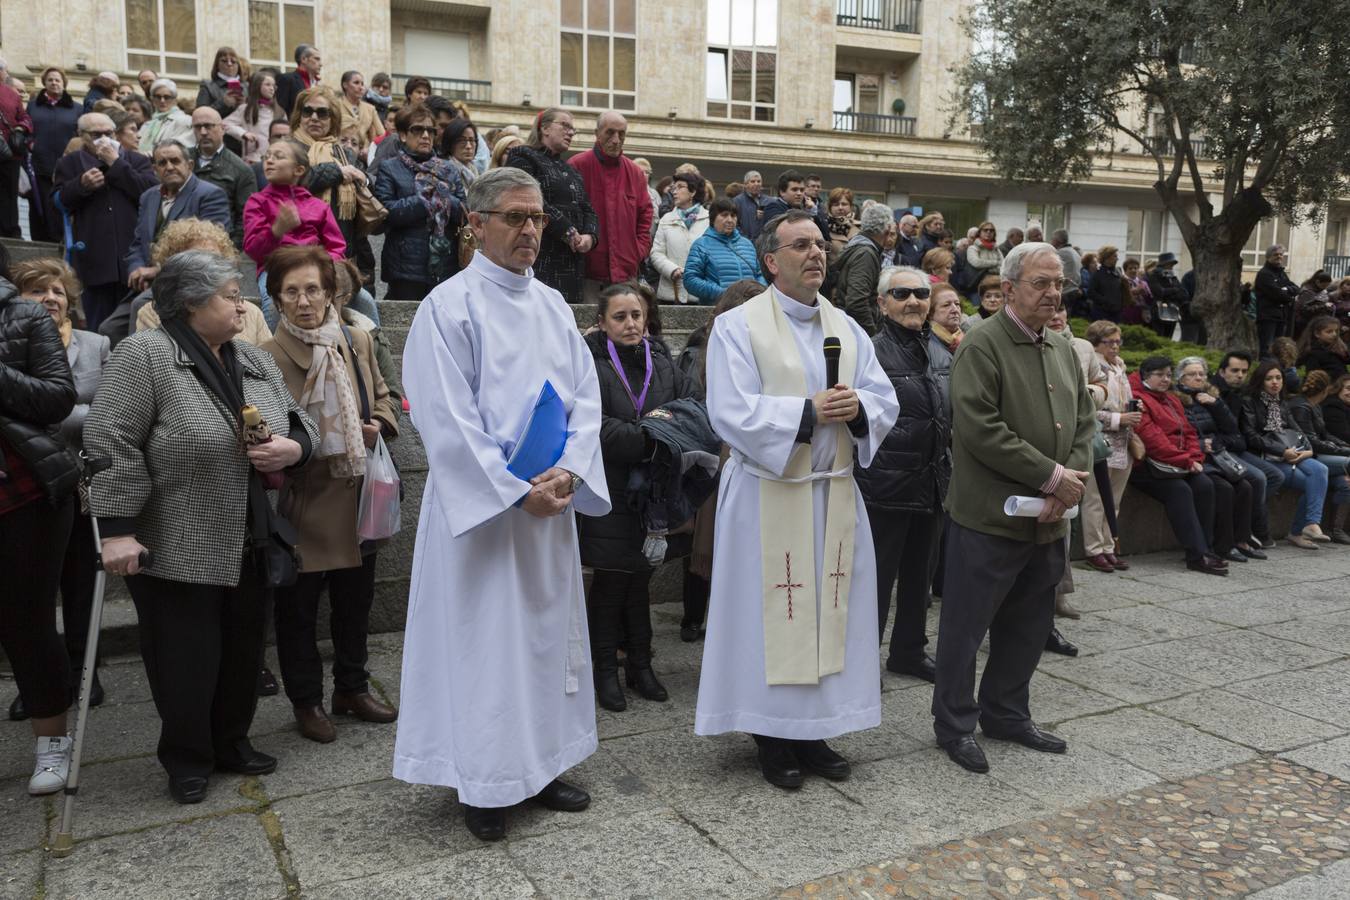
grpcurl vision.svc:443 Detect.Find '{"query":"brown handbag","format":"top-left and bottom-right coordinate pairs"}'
top-left (353, 182), bottom-right (387, 237)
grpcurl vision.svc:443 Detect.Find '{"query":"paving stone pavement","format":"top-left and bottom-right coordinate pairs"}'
top-left (1, 544), bottom-right (1349, 899)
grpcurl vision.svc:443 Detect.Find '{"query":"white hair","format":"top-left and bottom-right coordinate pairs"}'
top-left (149, 78), bottom-right (178, 98)
top-left (1001, 241), bottom-right (1061, 283)
top-left (743, 170), bottom-right (761, 181)
top-left (876, 265), bottom-right (925, 295)
top-left (860, 204), bottom-right (894, 236)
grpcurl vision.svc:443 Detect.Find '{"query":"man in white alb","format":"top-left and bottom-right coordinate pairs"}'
top-left (695, 209), bottom-right (899, 788)
top-left (395, 167), bottom-right (611, 841)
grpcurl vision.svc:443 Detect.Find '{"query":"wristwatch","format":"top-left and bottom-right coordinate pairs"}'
top-left (568, 471), bottom-right (584, 496)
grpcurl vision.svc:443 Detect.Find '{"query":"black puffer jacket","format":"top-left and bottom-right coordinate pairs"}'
top-left (578, 332), bottom-right (694, 571)
top-left (1176, 386), bottom-right (1244, 452)
top-left (0, 280), bottom-right (78, 503)
top-left (856, 317), bottom-right (950, 514)
top-left (1286, 395), bottom-right (1350, 457)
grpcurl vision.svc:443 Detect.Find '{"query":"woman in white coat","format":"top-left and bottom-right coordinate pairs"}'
top-left (648, 172), bottom-right (709, 304)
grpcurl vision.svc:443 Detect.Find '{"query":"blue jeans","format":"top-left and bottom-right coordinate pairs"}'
top-left (1316, 455), bottom-right (1350, 505)
top-left (1239, 452), bottom-right (1282, 540)
top-left (1273, 458), bottom-right (1330, 533)
top-left (257, 271), bottom-right (279, 333)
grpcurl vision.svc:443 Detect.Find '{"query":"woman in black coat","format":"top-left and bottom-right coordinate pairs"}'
top-left (855, 267), bottom-right (949, 683)
top-left (578, 284), bottom-right (693, 712)
top-left (1322, 374), bottom-right (1350, 445)
top-left (26, 67), bottom-right (83, 243)
top-left (1087, 245), bottom-right (1125, 321)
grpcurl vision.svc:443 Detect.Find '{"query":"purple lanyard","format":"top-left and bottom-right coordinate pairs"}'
top-left (607, 337), bottom-right (653, 415)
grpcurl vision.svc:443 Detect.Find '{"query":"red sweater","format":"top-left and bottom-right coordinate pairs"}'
top-left (568, 146), bottom-right (653, 284)
top-left (1129, 371), bottom-right (1204, 468)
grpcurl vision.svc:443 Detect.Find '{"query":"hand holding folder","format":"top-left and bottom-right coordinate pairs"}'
top-left (507, 381), bottom-right (569, 482)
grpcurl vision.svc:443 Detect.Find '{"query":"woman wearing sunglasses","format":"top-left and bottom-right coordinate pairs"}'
top-left (290, 86), bottom-right (365, 268)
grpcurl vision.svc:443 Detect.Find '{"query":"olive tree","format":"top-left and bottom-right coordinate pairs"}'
top-left (953, 0), bottom-right (1350, 348)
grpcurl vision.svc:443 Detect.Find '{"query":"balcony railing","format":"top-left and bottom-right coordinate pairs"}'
top-left (1324, 255), bottom-right (1350, 280)
top-left (833, 111), bottom-right (916, 136)
top-left (1143, 135), bottom-right (1212, 159)
top-left (835, 0), bottom-right (921, 34)
top-left (389, 74), bottom-right (492, 104)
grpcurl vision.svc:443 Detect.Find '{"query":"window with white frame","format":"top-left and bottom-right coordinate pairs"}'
top-left (125, 0), bottom-right (199, 77)
top-left (706, 0), bottom-right (777, 122)
top-left (560, 0), bottom-right (636, 111)
top-left (1127, 208), bottom-right (1169, 265)
top-left (1242, 216), bottom-right (1293, 268)
top-left (248, 0), bottom-right (316, 70)
top-left (1026, 203), bottom-right (1068, 237)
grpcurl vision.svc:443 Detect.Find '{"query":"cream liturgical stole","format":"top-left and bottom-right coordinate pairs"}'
top-left (743, 290), bottom-right (858, 685)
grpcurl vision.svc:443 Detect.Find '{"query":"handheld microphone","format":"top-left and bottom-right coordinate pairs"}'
top-left (823, 337), bottom-right (842, 388)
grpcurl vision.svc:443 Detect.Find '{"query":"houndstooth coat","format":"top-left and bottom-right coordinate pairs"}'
top-left (504, 144), bottom-right (598, 303)
top-left (84, 327), bottom-right (319, 587)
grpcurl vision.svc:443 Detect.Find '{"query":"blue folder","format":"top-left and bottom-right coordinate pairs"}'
top-left (506, 380), bottom-right (569, 482)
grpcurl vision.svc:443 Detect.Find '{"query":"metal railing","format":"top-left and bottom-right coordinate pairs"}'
top-left (835, 0), bottom-right (921, 34)
top-left (1324, 256), bottom-right (1350, 280)
top-left (1143, 135), bottom-right (1212, 159)
top-left (833, 111), bottom-right (916, 136)
top-left (389, 74), bottom-right (492, 104)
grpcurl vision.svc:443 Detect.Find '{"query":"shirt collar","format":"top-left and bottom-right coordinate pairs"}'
top-left (1002, 304), bottom-right (1045, 343)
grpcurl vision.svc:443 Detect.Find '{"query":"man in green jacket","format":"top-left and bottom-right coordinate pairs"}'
top-left (830, 203), bottom-right (892, 336)
top-left (188, 107), bottom-right (258, 250)
top-left (933, 242), bottom-right (1096, 774)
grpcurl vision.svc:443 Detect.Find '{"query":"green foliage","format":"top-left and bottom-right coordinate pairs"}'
top-left (1068, 318), bottom-right (1223, 371)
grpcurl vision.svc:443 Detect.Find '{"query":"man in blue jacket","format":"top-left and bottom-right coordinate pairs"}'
top-left (126, 139), bottom-right (231, 291)
top-left (734, 169), bottom-right (767, 242)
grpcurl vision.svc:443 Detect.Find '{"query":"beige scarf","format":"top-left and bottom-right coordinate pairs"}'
top-left (298, 133), bottom-right (357, 221)
top-left (743, 289), bottom-right (858, 685)
top-left (279, 307), bottom-right (366, 477)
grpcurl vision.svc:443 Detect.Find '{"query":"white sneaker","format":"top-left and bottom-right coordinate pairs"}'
top-left (29, 736), bottom-right (72, 796)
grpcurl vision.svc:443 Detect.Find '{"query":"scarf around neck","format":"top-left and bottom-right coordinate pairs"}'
top-left (828, 216), bottom-right (853, 237)
top-left (677, 203), bottom-right (701, 230)
top-left (297, 133), bottom-right (357, 220)
top-left (278, 307), bottom-right (366, 478)
top-left (931, 321), bottom-right (961, 351)
top-left (1260, 392), bottom-right (1286, 432)
top-left (398, 146), bottom-right (462, 236)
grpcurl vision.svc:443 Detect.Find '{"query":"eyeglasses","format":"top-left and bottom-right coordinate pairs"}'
top-left (152, 157), bottom-right (184, 168)
top-left (480, 209), bottom-right (549, 229)
top-left (405, 125), bottom-right (435, 137)
top-left (300, 106), bottom-right (332, 119)
top-left (82, 129), bottom-right (114, 138)
top-left (549, 123), bottom-right (577, 134)
top-left (1098, 338), bottom-right (1123, 346)
top-left (279, 286), bottom-right (329, 303)
top-left (1017, 276), bottom-right (1066, 292)
top-left (218, 290), bottom-right (244, 306)
top-left (884, 286), bottom-right (931, 300)
top-left (775, 238), bottom-right (830, 255)
top-left (152, 93), bottom-right (175, 101)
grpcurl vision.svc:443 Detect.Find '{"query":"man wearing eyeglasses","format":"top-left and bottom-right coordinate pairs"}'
top-left (125, 139), bottom-right (230, 293)
top-left (695, 209), bottom-right (899, 791)
top-left (396, 167), bottom-right (610, 842)
top-left (188, 107), bottom-right (257, 249)
top-left (52, 112), bottom-right (157, 330)
top-left (567, 111), bottom-right (653, 303)
top-left (933, 242), bottom-right (1096, 775)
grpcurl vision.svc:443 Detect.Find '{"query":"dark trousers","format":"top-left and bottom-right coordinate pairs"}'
top-left (867, 506), bottom-right (938, 668)
top-left (0, 498), bottom-right (73, 719)
top-left (681, 559), bottom-right (709, 631)
top-left (932, 523), bottom-right (1063, 744)
top-left (82, 283), bottom-right (124, 334)
top-left (273, 554), bottom-right (377, 708)
top-left (1257, 319), bottom-right (1287, 360)
top-left (1240, 453), bottom-right (1281, 540)
top-left (1128, 467), bottom-right (1215, 561)
top-left (385, 279), bottom-right (431, 303)
top-left (127, 567), bottom-right (267, 778)
top-left (588, 568), bottom-right (655, 669)
top-left (0, 158), bottom-right (21, 238)
top-left (61, 509), bottom-right (99, 664)
top-left (1207, 472), bottom-right (1253, 555)
top-left (930, 514), bottom-right (949, 597)
top-left (353, 234), bottom-right (376, 289)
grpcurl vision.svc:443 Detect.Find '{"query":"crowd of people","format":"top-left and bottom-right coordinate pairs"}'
top-left (2, 44), bottom-right (1347, 845)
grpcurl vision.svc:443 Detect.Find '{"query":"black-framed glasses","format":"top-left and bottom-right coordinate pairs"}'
top-left (481, 210), bottom-right (549, 229)
top-left (884, 286), bottom-right (931, 300)
top-left (300, 106), bottom-right (331, 119)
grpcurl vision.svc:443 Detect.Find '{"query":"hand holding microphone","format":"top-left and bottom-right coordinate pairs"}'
top-left (813, 336), bottom-right (859, 424)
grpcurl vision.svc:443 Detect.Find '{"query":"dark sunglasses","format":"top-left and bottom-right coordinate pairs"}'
top-left (405, 125), bottom-right (436, 137)
top-left (885, 286), bottom-right (931, 300)
top-left (300, 106), bottom-right (331, 119)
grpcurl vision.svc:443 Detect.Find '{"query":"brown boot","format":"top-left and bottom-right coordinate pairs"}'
top-left (332, 691), bottom-right (398, 723)
top-left (1055, 592), bottom-right (1082, 620)
top-left (294, 705), bottom-right (337, 743)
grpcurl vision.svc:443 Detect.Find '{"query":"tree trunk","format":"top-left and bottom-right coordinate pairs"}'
top-left (1190, 243), bottom-right (1254, 351)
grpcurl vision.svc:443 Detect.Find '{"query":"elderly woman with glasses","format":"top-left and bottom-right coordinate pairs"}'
top-left (1075, 321), bottom-right (1140, 574)
top-left (84, 250), bottom-right (317, 805)
top-left (964, 221), bottom-right (1003, 297)
top-left (372, 102), bottom-right (466, 302)
top-left (137, 78), bottom-right (194, 153)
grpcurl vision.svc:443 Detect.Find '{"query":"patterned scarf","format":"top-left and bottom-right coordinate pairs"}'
top-left (1260, 392), bottom-right (1285, 433)
top-left (398, 146), bottom-right (462, 236)
top-left (297, 133), bottom-right (357, 220)
top-left (278, 306), bottom-right (366, 478)
top-left (930, 321), bottom-right (962, 351)
top-left (828, 216), bottom-right (853, 237)
top-left (678, 203), bottom-right (702, 230)
top-left (142, 109), bottom-right (173, 149)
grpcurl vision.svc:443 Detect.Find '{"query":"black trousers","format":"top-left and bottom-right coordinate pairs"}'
top-left (353, 234), bottom-right (376, 289)
top-left (1128, 467), bottom-right (1215, 561)
top-left (588, 568), bottom-right (655, 669)
top-left (1207, 472), bottom-right (1253, 555)
top-left (60, 509), bottom-right (99, 664)
top-left (81, 283), bottom-right (124, 334)
top-left (0, 498), bottom-right (73, 719)
top-left (127, 566), bottom-right (267, 778)
top-left (0, 158), bottom-right (21, 238)
top-left (867, 506), bottom-right (938, 668)
top-left (1257, 319), bottom-right (1287, 360)
top-left (932, 523), bottom-right (1063, 745)
top-left (27, 171), bottom-right (61, 244)
top-left (930, 514), bottom-right (949, 597)
top-left (273, 554), bottom-right (377, 708)
top-left (385, 278), bottom-right (431, 303)
top-left (681, 558), bottom-right (709, 631)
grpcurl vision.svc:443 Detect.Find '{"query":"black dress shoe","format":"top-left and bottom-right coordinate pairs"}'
top-left (623, 661), bottom-right (669, 702)
top-left (1224, 548), bottom-right (1248, 563)
top-left (983, 722), bottom-right (1067, 754)
top-left (87, 669), bottom-right (105, 707)
top-left (215, 749), bottom-right (278, 775)
top-left (256, 667), bottom-right (279, 697)
top-left (7, 693), bottom-right (28, 722)
top-left (1238, 544), bottom-right (1268, 560)
top-left (754, 736), bottom-right (804, 789)
top-left (168, 775), bottom-right (209, 804)
top-left (533, 778), bottom-right (590, 812)
top-left (679, 625), bottom-right (702, 643)
top-left (1044, 627), bottom-right (1079, 657)
top-left (941, 735), bottom-right (989, 773)
top-left (791, 740), bottom-right (851, 780)
top-left (594, 669), bottom-right (626, 712)
top-left (885, 654), bottom-right (936, 683)
top-left (463, 805), bottom-right (506, 841)
top-left (1186, 555), bottom-right (1229, 576)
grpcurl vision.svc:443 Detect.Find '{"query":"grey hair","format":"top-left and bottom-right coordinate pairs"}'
top-left (743, 169), bottom-right (761, 181)
top-left (149, 78), bottom-right (177, 98)
top-left (151, 250), bottom-right (240, 324)
top-left (153, 138), bottom-right (188, 157)
top-left (466, 167), bottom-right (541, 213)
top-left (1174, 355), bottom-right (1208, 381)
top-left (1001, 241), bottom-right (1061, 283)
top-left (1266, 244), bottom-right (1285, 260)
top-left (1050, 228), bottom-right (1070, 244)
top-left (294, 44), bottom-right (317, 65)
top-left (876, 265), bottom-right (925, 295)
top-left (860, 203), bottom-right (894, 237)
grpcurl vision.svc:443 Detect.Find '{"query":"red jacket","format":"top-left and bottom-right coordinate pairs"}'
top-left (0, 83), bottom-right (32, 144)
top-left (1129, 371), bottom-right (1204, 469)
top-left (568, 146), bottom-right (653, 284)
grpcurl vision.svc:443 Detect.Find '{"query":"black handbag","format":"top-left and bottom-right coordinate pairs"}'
top-left (1206, 448), bottom-right (1247, 483)
top-left (1146, 457), bottom-right (1190, 479)
top-left (1154, 302), bottom-right (1182, 323)
top-left (1264, 428), bottom-right (1311, 462)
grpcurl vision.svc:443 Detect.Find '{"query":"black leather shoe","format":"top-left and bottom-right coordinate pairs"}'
top-left (7, 693), bottom-right (28, 722)
top-left (1238, 544), bottom-right (1268, 560)
top-left (679, 625), bottom-right (702, 643)
top-left (623, 661), bottom-right (669, 702)
top-left (791, 739), bottom-right (850, 780)
top-left (463, 805), bottom-right (506, 841)
top-left (983, 722), bottom-right (1067, 754)
top-left (1186, 555), bottom-right (1229, 576)
top-left (168, 775), bottom-right (209, 805)
top-left (1224, 548), bottom-right (1248, 563)
top-left (87, 669), bottom-right (105, 707)
top-left (256, 667), bottom-right (279, 697)
top-left (533, 778), bottom-right (590, 812)
top-left (594, 669), bottom-right (626, 712)
top-left (754, 737), bottom-right (804, 789)
top-left (1044, 627), bottom-right (1079, 657)
top-left (215, 749), bottom-right (278, 776)
top-left (941, 735), bottom-right (989, 773)
top-left (885, 655), bottom-right (936, 683)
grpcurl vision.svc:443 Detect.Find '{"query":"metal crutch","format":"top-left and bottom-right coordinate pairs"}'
top-left (51, 457), bottom-right (151, 857)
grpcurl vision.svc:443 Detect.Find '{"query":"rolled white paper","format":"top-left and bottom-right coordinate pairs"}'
top-left (1004, 496), bottom-right (1080, 519)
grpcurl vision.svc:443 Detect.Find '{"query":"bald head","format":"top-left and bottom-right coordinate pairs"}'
top-left (596, 111), bottom-right (628, 158)
top-left (191, 106), bottom-right (224, 154)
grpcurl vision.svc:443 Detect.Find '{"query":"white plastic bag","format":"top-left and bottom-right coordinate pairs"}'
top-left (357, 435), bottom-right (401, 541)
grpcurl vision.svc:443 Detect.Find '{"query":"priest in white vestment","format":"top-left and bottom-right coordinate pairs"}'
top-left (695, 210), bottom-right (899, 788)
top-left (394, 168), bottom-right (611, 842)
